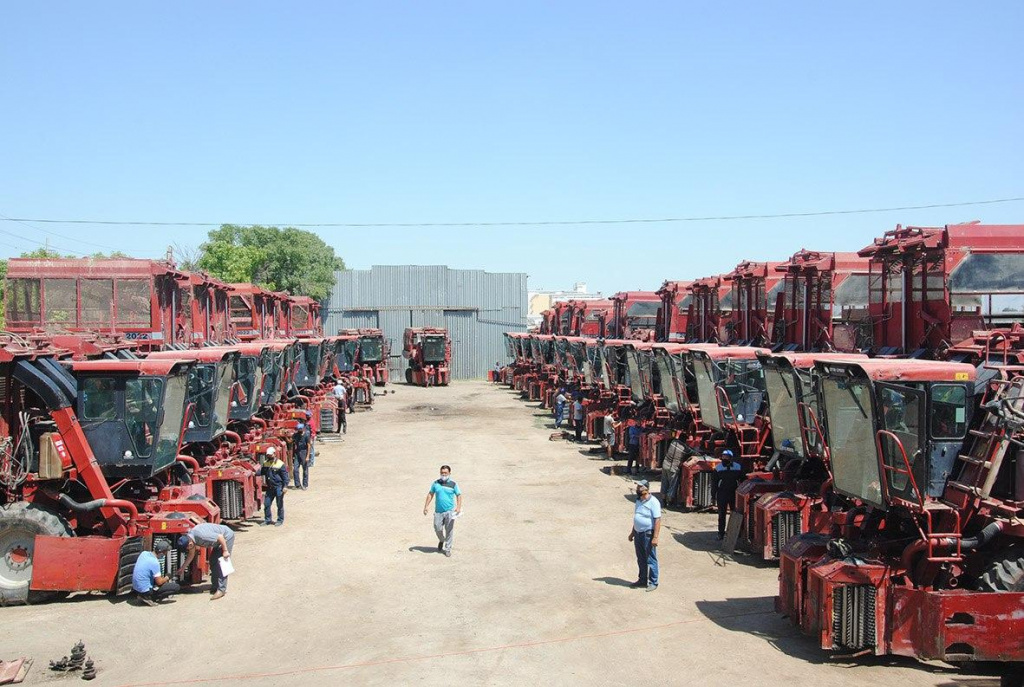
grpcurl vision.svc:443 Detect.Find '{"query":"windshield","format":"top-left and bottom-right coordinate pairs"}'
top-left (821, 375), bottom-right (883, 507)
top-left (764, 366), bottom-right (805, 458)
top-left (555, 339), bottom-right (570, 367)
top-left (877, 383), bottom-right (924, 502)
top-left (213, 361), bottom-right (232, 436)
top-left (588, 346), bottom-right (609, 387)
top-left (359, 336), bottom-right (384, 363)
top-left (653, 351), bottom-right (681, 413)
top-left (261, 351), bottom-right (282, 405)
top-left (337, 340), bottom-right (358, 371)
top-left (693, 358), bottom-right (722, 429)
top-left (530, 339), bottom-right (542, 362)
top-left (625, 349), bottom-right (646, 401)
top-left (156, 373), bottom-right (187, 463)
top-left (423, 336), bottom-right (447, 363)
top-left (720, 359), bottom-right (766, 424)
top-left (188, 364), bottom-right (216, 428)
top-left (234, 356), bottom-right (259, 417)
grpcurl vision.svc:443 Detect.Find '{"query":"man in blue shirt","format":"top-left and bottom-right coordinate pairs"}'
top-left (422, 465), bottom-right (463, 558)
top-left (132, 539), bottom-right (180, 606)
top-left (628, 480), bottom-right (661, 591)
top-left (714, 450), bottom-right (745, 540)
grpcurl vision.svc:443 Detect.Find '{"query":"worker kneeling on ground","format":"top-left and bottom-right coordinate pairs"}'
top-left (132, 539), bottom-right (180, 606)
top-left (260, 446), bottom-right (288, 526)
top-left (178, 522), bottom-right (235, 601)
top-left (423, 464), bottom-right (462, 558)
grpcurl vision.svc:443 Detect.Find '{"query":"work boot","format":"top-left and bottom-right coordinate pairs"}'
top-left (260, 521), bottom-right (272, 526)
top-left (646, 584), bottom-right (658, 592)
top-left (437, 541), bottom-right (444, 552)
top-left (275, 521), bottom-right (284, 527)
top-left (139, 596), bottom-right (158, 607)
top-left (444, 550), bottom-right (452, 558)
top-left (210, 591), bottom-right (226, 601)
top-left (630, 580), bottom-right (646, 588)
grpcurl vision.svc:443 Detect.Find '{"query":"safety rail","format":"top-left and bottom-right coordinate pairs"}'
top-left (875, 429), bottom-right (925, 511)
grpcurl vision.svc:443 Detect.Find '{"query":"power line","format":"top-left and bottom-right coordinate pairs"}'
top-left (0, 211), bottom-right (126, 252)
top-left (0, 195), bottom-right (1021, 228)
top-left (0, 218), bottom-right (91, 257)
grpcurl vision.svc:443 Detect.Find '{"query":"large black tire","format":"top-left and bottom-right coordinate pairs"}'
top-left (977, 545), bottom-right (1024, 592)
top-left (0, 502), bottom-right (73, 604)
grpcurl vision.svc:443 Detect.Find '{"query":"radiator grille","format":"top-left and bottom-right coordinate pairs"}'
top-left (747, 502), bottom-right (757, 544)
top-left (214, 480), bottom-right (244, 520)
top-left (832, 584), bottom-right (877, 651)
top-left (692, 471), bottom-right (714, 508)
top-left (771, 511), bottom-right (802, 558)
top-left (153, 535), bottom-right (185, 579)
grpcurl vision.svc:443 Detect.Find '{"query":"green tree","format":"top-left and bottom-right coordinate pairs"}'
top-left (198, 225), bottom-right (344, 300)
top-left (19, 248), bottom-right (73, 259)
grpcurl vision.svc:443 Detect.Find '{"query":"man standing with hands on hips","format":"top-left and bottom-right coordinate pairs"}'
top-left (423, 465), bottom-right (462, 558)
top-left (628, 480), bottom-right (661, 591)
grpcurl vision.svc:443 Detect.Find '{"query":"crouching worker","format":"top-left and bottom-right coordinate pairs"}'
top-left (260, 446), bottom-right (288, 526)
top-left (178, 522), bottom-right (235, 601)
top-left (132, 539), bottom-right (180, 606)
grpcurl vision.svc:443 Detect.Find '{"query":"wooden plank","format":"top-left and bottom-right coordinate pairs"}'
top-left (721, 510), bottom-right (744, 554)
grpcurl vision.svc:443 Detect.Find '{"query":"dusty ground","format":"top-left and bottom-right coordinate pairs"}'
top-left (6, 381), bottom-right (989, 686)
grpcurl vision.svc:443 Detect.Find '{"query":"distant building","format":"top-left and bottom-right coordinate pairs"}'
top-left (325, 265), bottom-right (527, 380)
top-left (527, 282), bottom-right (603, 329)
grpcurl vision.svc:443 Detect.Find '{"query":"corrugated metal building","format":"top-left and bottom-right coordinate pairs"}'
top-left (324, 265), bottom-right (528, 381)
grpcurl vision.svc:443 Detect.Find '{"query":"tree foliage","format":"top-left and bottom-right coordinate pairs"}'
top-left (197, 225), bottom-right (344, 300)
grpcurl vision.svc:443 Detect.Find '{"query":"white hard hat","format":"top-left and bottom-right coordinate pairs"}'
top-left (266, 446), bottom-right (277, 455)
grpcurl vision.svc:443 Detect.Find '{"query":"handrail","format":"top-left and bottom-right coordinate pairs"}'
top-left (875, 429), bottom-right (924, 510)
top-left (715, 384), bottom-right (737, 428)
top-left (797, 401), bottom-right (828, 462)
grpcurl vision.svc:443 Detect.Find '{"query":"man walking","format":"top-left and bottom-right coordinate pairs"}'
top-left (713, 450), bottom-right (745, 540)
top-left (178, 522), bottom-right (235, 600)
top-left (260, 446), bottom-right (288, 526)
top-left (332, 380), bottom-right (347, 434)
top-left (423, 465), bottom-right (462, 558)
top-left (628, 480), bottom-right (661, 591)
top-left (572, 396), bottom-right (585, 442)
top-left (132, 539), bottom-right (180, 606)
top-left (292, 422), bottom-right (310, 490)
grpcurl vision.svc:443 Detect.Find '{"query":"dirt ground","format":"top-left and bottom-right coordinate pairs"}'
top-left (5, 381), bottom-right (989, 686)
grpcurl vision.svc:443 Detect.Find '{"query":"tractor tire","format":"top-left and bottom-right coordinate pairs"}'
top-left (405, 369), bottom-right (413, 384)
top-left (0, 502), bottom-right (73, 605)
top-left (977, 545), bottom-right (1024, 592)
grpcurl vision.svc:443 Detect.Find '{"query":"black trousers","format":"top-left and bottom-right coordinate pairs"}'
top-left (627, 444), bottom-right (640, 472)
top-left (140, 580), bottom-right (180, 602)
top-left (575, 422), bottom-right (583, 442)
top-left (336, 407), bottom-right (347, 433)
top-left (717, 489), bottom-right (736, 536)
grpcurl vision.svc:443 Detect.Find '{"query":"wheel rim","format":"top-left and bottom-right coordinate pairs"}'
top-left (0, 527), bottom-right (36, 588)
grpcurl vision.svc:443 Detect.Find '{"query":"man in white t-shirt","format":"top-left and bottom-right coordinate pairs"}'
top-left (332, 380), bottom-right (347, 434)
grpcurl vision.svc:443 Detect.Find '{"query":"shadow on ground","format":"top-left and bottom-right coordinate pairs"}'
top-left (408, 546), bottom-right (442, 555)
top-left (593, 576), bottom-right (636, 588)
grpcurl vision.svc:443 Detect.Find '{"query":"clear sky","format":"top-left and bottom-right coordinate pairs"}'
top-left (2, 2), bottom-right (1021, 294)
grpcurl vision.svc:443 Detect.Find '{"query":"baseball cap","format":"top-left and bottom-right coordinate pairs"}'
top-left (177, 534), bottom-right (191, 549)
top-left (722, 450), bottom-right (734, 457)
top-left (153, 539), bottom-right (171, 554)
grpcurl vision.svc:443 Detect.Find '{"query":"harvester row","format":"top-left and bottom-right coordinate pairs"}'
top-left (0, 257), bottom-right (392, 605)
top-left (499, 222), bottom-right (1024, 684)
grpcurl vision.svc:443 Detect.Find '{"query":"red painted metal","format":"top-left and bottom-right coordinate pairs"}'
top-left (655, 280), bottom-right (692, 343)
top-left (402, 328), bottom-right (451, 386)
top-left (29, 536), bottom-right (123, 592)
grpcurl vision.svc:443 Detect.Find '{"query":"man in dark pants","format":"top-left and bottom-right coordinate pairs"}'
top-left (292, 422), bottom-right (310, 490)
top-left (625, 420), bottom-right (642, 475)
top-left (178, 522), bottom-right (235, 600)
top-left (713, 450), bottom-right (745, 540)
top-left (260, 446), bottom-right (288, 526)
top-left (628, 480), bottom-right (661, 591)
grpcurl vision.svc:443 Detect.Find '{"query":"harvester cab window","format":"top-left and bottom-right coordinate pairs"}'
top-left (159, 373), bottom-right (188, 461)
top-left (116, 279), bottom-right (152, 326)
top-left (821, 376), bottom-right (883, 507)
top-left (930, 384), bottom-right (968, 439)
top-left (81, 378), bottom-right (118, 420)
top-left (624, 349), bottom-right (646, 401)
top-left (360, 336), bottom-right (383, 363)
top-left (877, 383), bottom-right (925, 502)
top-left (693, 357), bottom-right (722, 429)
top-left (235, 356), bottom-right (258, 414)
top-left (763, 365), bottom-right (805, 458)
top-left (188, 365), bottom-right (216, 428)
top-left (125, 378), bottom-right (162, 457)
top-left (721, 359), bottom-right (766, 424)
top-left (653, 352), bottom-right (680, 413)
top-left (423, 336), bottom-right (446, 363)
top-left (213, 362), bottom-right (233, 435)
top-left (5, 277), bottom-right (42, 325)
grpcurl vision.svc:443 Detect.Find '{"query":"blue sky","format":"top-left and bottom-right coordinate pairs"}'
top-left (2, 2), bottom-right (1021, 294)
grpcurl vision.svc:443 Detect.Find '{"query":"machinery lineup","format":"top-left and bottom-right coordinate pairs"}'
top-left (499, 222), bottom-right (1024, 684)
top-left (0, 256), bottom-right (395, 606)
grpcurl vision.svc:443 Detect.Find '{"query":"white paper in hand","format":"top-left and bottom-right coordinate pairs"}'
top-left (219, 556), bottom-right (235, 576)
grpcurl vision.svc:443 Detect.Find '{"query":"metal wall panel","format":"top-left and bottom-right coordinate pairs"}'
top-left (324, 265), bottom-right (527, 380)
